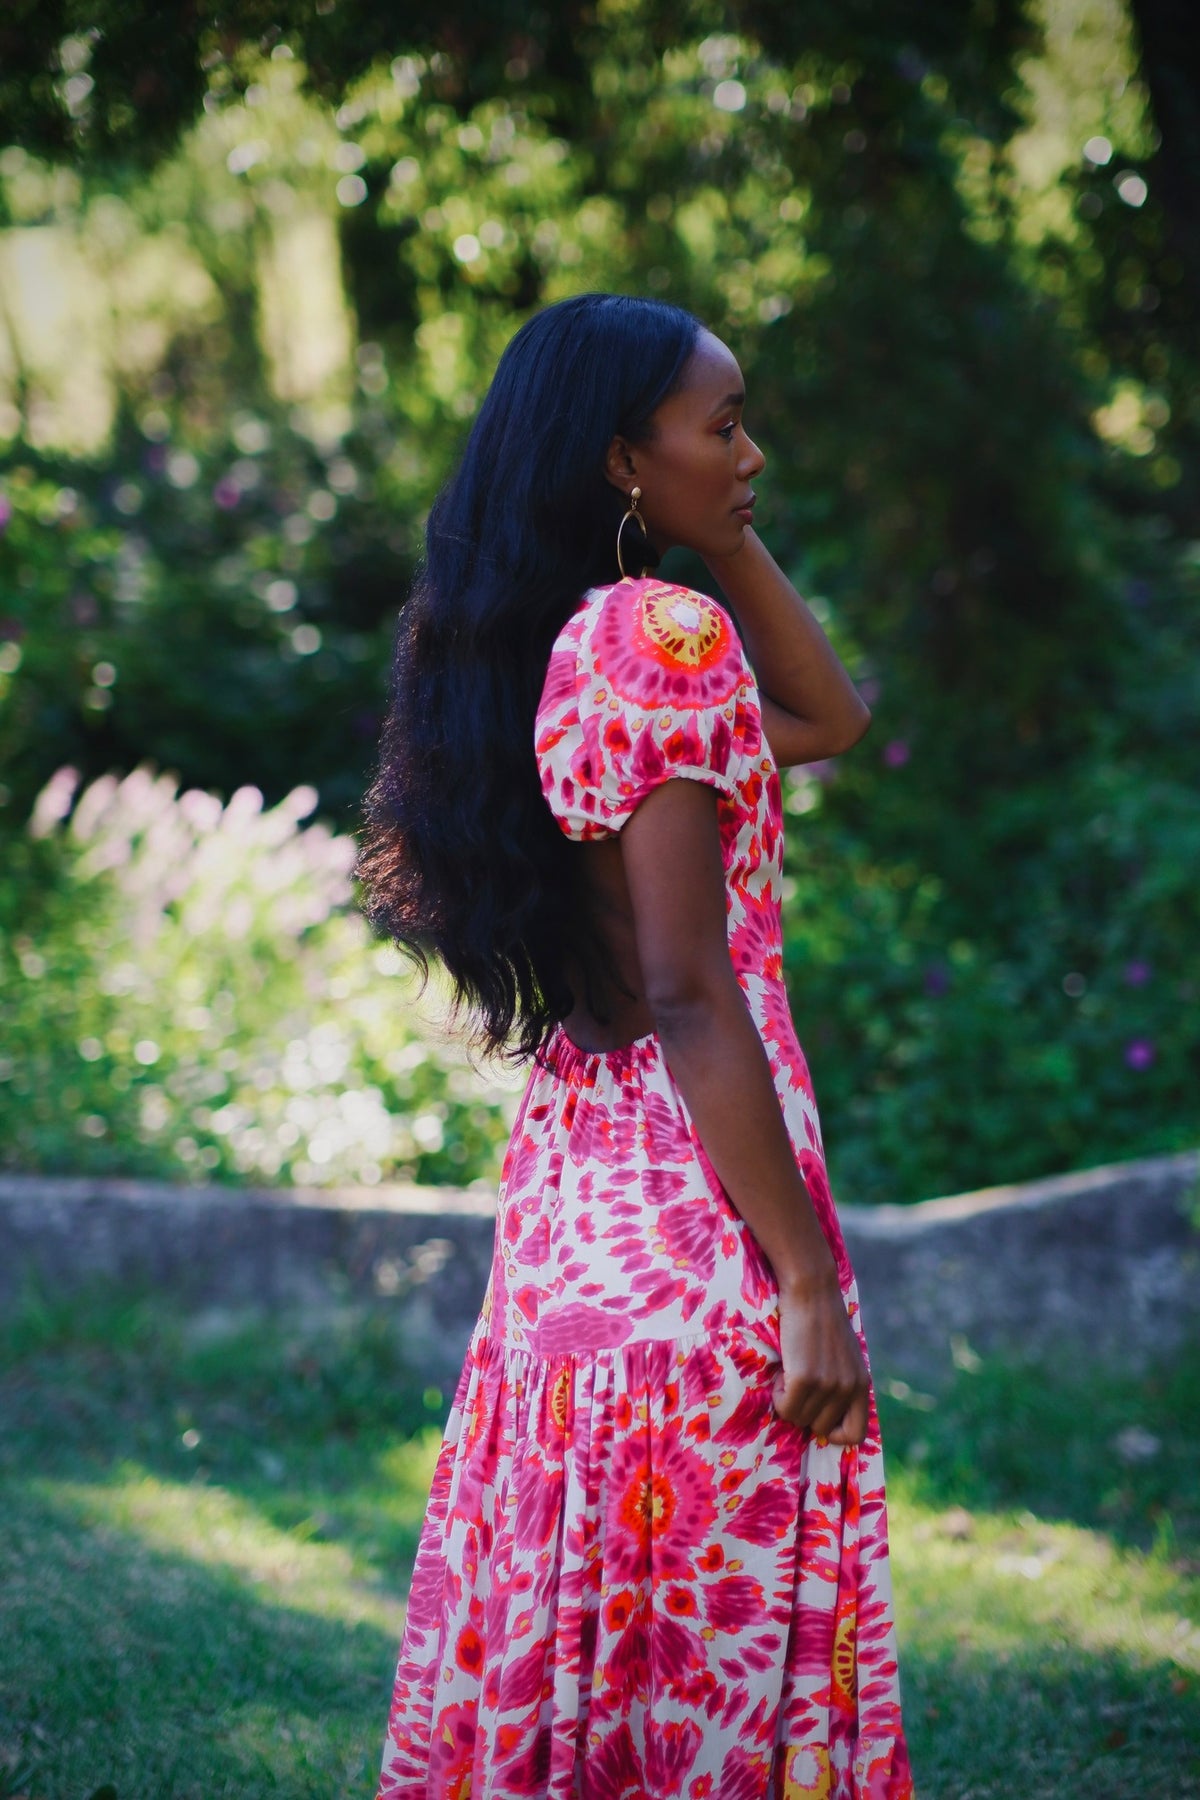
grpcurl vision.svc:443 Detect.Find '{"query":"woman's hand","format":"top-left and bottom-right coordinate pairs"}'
top-left (773, 1270), bottom-right (871, 1446)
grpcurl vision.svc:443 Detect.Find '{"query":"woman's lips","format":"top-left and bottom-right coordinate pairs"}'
top-left (734, 499), bottom-right (756, 523)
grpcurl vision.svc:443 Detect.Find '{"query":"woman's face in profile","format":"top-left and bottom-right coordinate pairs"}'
top-left (609, 328), bottom-right (767, 563)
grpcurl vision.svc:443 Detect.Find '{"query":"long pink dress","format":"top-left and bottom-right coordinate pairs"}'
top-left (377, 577), bottom-right (914, 1798)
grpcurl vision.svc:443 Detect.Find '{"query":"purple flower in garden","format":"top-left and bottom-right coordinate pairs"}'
top-left (1124, 1038), bottom-right (1156, 1071)
top-left (924, 962), bottom-right (951, 997)
top-left (0, 492), bottom-right (11, 533)
top-left (213, 477), bottom-right (241, 511)
top-left (883, 739), bottom-right (910, 768)
top-left (144, 444), bottom-right (168, 475)
top-left (1123, 960), bottom-right (1151, 987)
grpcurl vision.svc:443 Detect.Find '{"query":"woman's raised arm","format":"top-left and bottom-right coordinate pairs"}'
top-left (705, 529), bottom-right (871, 768)
top-left (619, 776), bottom-right (869, 1446)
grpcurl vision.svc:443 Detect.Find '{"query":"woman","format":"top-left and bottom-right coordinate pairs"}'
top-left (359, 293), bottom-right (914, 1798)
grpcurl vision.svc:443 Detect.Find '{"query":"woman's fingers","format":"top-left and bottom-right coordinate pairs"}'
top-left (773, 1370), bottom-right (866, 1438)
top-left (825, 1388), bottom-right (871, 1447)
top-left (771, 1281), bottom-right (871, 1439)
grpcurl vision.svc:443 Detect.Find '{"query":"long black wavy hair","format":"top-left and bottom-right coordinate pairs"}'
top-left (357, 293), bottom-right (702, 1061)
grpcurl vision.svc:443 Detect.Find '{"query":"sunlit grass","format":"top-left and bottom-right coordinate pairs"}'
top-left (1, 1291), bottom-right (1197, 1798)
top-left (39, 1468), bottom-right (416, 1634)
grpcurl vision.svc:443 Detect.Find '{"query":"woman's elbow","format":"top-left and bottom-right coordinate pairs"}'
top-left (801, 698), bottom-right (872, 761)
top-left (643, 969), bottom-right (742, 1038)
top-left (836, 697), bottom-right (872, 751)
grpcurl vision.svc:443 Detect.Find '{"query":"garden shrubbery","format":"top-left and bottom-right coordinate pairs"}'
top-left (0, 765), bottom-right (519, 1187)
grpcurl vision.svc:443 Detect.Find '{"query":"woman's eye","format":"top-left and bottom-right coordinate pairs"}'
top-left (717, 422), bottom-right (737, 441)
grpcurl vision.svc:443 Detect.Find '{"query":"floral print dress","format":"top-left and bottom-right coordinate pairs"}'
top-left (377, 577), bottom-right (914, 1799)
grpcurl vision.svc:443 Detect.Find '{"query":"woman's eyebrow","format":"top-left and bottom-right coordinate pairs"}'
top-left (708, 390), bottom-right (746, 416)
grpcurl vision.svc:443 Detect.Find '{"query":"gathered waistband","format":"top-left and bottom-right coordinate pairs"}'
top-left (535, 1021), bottom-right (662, 1083)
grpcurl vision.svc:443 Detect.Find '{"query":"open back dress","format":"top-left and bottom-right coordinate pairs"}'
top-left (377, 576), bottom-right (914, 1799)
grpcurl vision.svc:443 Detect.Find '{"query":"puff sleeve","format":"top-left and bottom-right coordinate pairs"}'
top-left (534, 577), bottom-right (763, 840)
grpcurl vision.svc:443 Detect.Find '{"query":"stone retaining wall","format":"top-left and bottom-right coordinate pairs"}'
top-left (2, 1150), bottom-right (1197, 1387)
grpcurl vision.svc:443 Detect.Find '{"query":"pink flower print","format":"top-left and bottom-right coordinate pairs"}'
top-left (599, 1594), bottom-right (650, 1694)
top-left (629, 1267), bottom-right (690, 1313)
top-left (641, 1166), bottom-right (690, 1205)
top-left (537, 1301), bottom-right (634, 1355)
top-left (501, 1127), bottom-right (545, 1198)
top-left (426, 1699), bottom-right (478, 1793)
top-left (591, 579), bottom-right (743, 712)
top-left (570, 733), bottom-right (600, 788)
top-left (568, 1099), bottom-right (620, 1165)
top-left (515, 1211), bottom-right (550, 1268)
top-left (378, 577), bottom-right (915, 1799)
top-left (603, 715), bottom-right (632, 758)
top-left (712, 1382), bottom-right (774, 1450)
top-left (707, 1745), bottom-right (773, 1800)
top-left (681, 1340), bottom-right (723, 1411)
top-left (728, 889), bottom-right (783, 982)
top-left (798, 1152), bottom-right (853, 1288)
top-left (651, 1195), bottom-right (719, 1281)
top-left (495, 1637), bottom-right (552, 1714)
top-left (580, 1720), bottom-right (643, 1800)
top-left (705, 1571), bottom-right (767, 1632)
top-left (646, 1716), bottom-right (704, 1793)
top-left (538, 645), bottom-right (579, 713)
top-left (649, 1614), bottom-right (708, 1692)
top-left (453, 1621), bottom-right (485, 1677)
top-left (606, 1418), bottom-right (718, 1581)
top-left (727, 1479), bottom-right (796, 1546)
top-left (789, 1601), bottom-right (837, 1675)
top-left (757, 979), bottom-right (814, 1097)
top-left (629, 723), bottom-right (668, 791)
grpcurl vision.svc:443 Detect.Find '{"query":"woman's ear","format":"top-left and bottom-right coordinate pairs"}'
top-left (604, 434), bottom-right (638, 492)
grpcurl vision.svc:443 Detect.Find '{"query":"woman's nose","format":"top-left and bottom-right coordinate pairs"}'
top-left (740, 434), bottom-right (766, 478)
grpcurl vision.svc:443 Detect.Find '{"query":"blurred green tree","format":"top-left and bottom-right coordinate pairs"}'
top-left (0, 0), bottom-right (1195, 1198)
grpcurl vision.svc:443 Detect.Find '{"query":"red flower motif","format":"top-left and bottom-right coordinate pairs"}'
top-left (605, 1417), bottom-right (718, 1581)
top-left (591, 579), bottom-right (744, 712)
top-left (664, 1584), bottom-right (699, 1617)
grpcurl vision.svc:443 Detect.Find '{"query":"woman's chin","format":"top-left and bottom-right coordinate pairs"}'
top-left (716, 520), bottom-right (750, 556)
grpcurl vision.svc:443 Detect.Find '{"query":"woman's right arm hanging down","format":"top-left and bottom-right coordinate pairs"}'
top-left (619, 775), bottom-right (870, 1447)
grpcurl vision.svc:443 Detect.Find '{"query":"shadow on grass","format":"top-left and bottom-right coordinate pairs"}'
top-left (1, 1478), bottom-right (399, 1800)
top-left (897, 1639), bottom-right (1199, 1800)
top-left (0, 1282), bottom-right (446, 1582)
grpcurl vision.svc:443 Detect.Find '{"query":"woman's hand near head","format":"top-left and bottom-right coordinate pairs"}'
top-left (705, 530), bottom-right (872, 768)
top-left (619, 777), bottom-right (870, 1445)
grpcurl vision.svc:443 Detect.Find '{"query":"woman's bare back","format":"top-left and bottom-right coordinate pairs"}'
top-left (561, 837), bottom-right (657, 1051)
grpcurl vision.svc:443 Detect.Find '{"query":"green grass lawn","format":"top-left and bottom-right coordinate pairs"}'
top-left (1, 1289), bottom-right (1197, 1799)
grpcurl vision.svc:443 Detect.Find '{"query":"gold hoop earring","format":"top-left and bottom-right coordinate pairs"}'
top-left (616, 486), bottom-right (649, 580)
